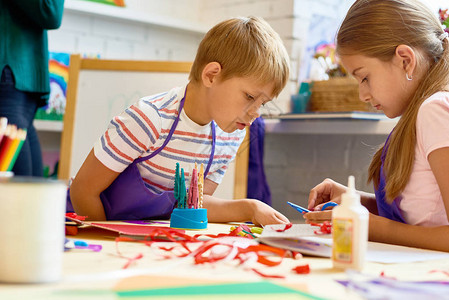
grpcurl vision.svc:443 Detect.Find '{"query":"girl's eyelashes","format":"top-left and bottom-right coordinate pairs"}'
top-left (361, 77), bottom-right (368, 84)
top-left (246, 93), bottom-right (255, 101)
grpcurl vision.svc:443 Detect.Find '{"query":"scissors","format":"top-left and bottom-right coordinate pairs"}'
top-left (287, 201), bottom-right (338, 214)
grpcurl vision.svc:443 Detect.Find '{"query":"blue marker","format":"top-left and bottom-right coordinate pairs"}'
top-left (287, 201), bottom-right (338, 214)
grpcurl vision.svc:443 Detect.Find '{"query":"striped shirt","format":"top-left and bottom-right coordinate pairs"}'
top-left (94, 85), bottom-right (246, 194)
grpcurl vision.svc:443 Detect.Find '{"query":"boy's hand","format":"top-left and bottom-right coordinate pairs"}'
top-left (250, 200), bottom-right (290, 226)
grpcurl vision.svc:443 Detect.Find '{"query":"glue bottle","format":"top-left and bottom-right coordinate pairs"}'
top-left (332, 175), bottom-right (369, 270)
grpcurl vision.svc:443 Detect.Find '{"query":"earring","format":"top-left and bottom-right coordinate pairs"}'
top-left (406, 73), bottom-right (413, 81)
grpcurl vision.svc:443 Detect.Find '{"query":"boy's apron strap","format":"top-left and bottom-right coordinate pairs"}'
top-left (135, 94), bottom-right (186, 163)
top-left (203, 121), bottom-right (216, 179)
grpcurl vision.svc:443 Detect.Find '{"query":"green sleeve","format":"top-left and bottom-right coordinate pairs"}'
top-left (8, 0), bottom-right (65, 29)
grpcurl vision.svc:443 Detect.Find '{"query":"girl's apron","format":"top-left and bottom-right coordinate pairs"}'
top-left (67, 95), bottom-right (216, 220)
top-left (374, 131), bottom-right (406, 223)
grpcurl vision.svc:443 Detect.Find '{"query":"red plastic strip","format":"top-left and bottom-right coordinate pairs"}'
top-left (429, 270), bottom-right (449, 277)
top-left (292, 264), bottom-right (310, 274)
top-left (251, 268), bottom-right (285, 279)
top-left (275, 223), bottom-right (293, 232)
top-left (65, 213), bottom-right (87, 221)
top-left (310, 221), bottom-right (332, 234)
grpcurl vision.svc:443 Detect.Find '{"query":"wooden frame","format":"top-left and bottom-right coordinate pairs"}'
top-left (233, 127), bottom-right (249, 199)
top-left (58, 54), bottom-right (249, 199)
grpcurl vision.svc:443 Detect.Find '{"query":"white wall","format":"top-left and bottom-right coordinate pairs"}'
top-left (48, 0), bottom-right (204, 61)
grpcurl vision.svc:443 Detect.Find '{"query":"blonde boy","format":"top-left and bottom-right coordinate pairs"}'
top-left (69, 16), bottom-right (290, 225)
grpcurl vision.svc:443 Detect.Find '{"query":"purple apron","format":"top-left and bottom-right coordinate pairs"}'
top-left (247, 117), bottom-right (271, 205)
top-left (67, 95), bottom-right (216, 220)
top-left (374, 131), bottom-right (406, 223)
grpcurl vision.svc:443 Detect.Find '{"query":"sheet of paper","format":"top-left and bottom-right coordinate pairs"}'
top-left (115, 281), bottom-right (323, 299)
top-left (337, 271), bottom-right (449, 300)
top-left (89, 222), bottom-right (185, 237)
top-left (366, 242), bottom-right (449, 263)
top-left (259, 224), bottom-right (449, 263)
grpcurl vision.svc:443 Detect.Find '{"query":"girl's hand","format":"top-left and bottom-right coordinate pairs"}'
top-left (303, 210), bottom-right (333, 224)
top-left (308, 178), bottom-right (347, 211)
top-left (250, 200), bottom-right (290, 226)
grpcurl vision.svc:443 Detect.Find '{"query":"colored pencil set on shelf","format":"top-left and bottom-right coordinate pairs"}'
top-left (0, 117), bottom-right (27, 172)
top-left (174, 162), bottom-right (204, 209)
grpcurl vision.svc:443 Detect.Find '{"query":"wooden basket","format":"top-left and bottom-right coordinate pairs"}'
top-left (308, 77), bottom-right (375, 112)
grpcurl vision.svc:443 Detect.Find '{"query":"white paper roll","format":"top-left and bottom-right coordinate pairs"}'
top-left (0, 177), bottom-right (67, 283)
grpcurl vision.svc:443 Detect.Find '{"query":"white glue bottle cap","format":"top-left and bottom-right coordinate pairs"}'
top-left (341, 175), bottom-right (360, 205)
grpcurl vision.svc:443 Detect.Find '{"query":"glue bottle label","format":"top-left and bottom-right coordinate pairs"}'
top-left (333, 218), bottom-right (353, 263)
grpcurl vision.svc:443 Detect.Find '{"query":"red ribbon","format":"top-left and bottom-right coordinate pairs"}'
top-left (292, 264), bottom-right (310, 274)
top-left (275, 223), bottom-right (293, 232)
top-left (65, 212), bottom-right (87, 221)
top-left (113, 225), bottom-right (306, 278)
top-left (310, 221), bottom-right (332, 234)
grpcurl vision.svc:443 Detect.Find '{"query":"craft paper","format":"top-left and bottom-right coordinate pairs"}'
top-left (337, 271), bottom-right (449, 300)
top-left (260, 224), bottom-right (449, 263)
top-left (65, 216), bottom-right (185, 238)
top-left (116, 281), bottom-right (325, 299)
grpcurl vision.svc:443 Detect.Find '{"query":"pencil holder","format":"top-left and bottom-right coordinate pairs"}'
top-left (170, 208), bottom-right (208, 230)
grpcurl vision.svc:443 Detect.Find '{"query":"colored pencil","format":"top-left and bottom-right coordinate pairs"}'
top-left (2, 129), bottom-right (21, 171)
top-left (198, 163), bottom-right (204, 208)
top-left (0, 117), bottom-right (7, 145)
top-left (0, 125), bottom-right (16, 171)
top-left (6, 129), bottom-right (27, 171)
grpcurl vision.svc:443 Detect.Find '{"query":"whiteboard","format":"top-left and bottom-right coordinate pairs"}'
top-left (58, 55), bottom-right (248, 199)
top-left (71, 70), bottom-right (188, 178)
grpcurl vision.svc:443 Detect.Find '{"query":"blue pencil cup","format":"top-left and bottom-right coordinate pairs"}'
top-left (170, 208), bottom-right (208, 230)
top-left (291, 82), bottom-right (312, 113)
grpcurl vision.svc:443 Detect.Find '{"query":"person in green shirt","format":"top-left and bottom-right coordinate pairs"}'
top-left (0, 0), bottom-right (65, 176)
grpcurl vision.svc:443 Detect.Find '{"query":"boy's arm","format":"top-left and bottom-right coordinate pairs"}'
top-left (202, 179), bottom-right (289, 226)
top-left (69, 149), bottom-right (120, 220)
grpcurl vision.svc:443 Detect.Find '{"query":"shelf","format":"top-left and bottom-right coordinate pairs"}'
top-left (34, 114), bottom-right (397, 135)
top-left (34, 120), bottom-right (63, 132)
top-left (64, 0), bottom-right (207, 34)
top-left (263, 113), bottom-right (399, 135)
top-left (271, 112), bottom-right (390, 121)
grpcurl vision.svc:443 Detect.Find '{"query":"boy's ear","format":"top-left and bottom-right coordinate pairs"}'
top-left (395, 44), bottom-right (416, 75)
top-left (202, 62), bottom-right (222, 87)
